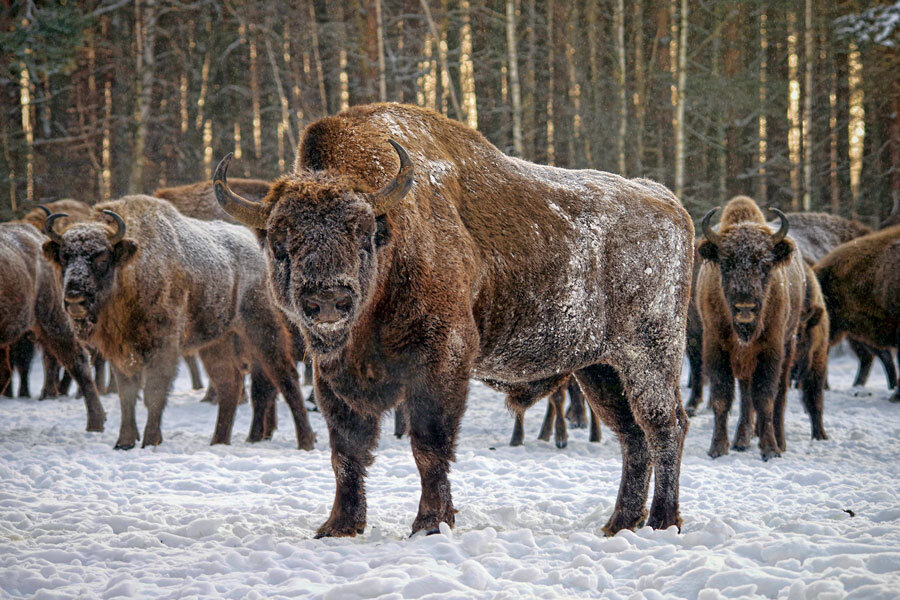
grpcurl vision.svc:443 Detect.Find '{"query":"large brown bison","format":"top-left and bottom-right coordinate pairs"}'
top-left (685, 211), bottom-right (894, 415)
top-left (41, 196), bottom-right (315, 450)
top-left (815, 225), bottom-right (900, 404)
top-left (0, 222), bottom-right (105, 431)
top-left (696, 196), bottom-right (811, 461)
top-left (214, 103), bottom-right (693, 537)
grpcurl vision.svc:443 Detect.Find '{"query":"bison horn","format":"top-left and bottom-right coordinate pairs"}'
top-left (102, 210), bottom-right (126, 245)
top-left (769, 208), bottom-right (789, 244)
top-left (369, 139), bottom-right (414, 216)
top-left (213, 153), bottom-right (271, 229)
top-left (36, 204), bottom-right (51, 216)
top-left (43, 213), bottom-right (68, 244)
top-left (701, 207), bottom-right (722, 246)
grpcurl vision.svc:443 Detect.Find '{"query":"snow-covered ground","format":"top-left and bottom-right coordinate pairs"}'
top-left (1, 351), bottom-right (898, 599)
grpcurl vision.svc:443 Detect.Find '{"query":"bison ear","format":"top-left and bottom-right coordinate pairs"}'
top-left (42, 240), bottom-right (61, 265)
top-left (375, 214), bottom-right (391, 248)
top-left (697, 240), bottom-right (718, 262)
top-left (772, 239), bottom-right (794, 265)
top-left (113, 239), bottom-right (138, 266)
top-left (802, 306), bottom-right (823, 330)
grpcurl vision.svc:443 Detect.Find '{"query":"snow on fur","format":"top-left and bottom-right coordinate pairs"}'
top-left (0, 351), bottom-right (898, 599)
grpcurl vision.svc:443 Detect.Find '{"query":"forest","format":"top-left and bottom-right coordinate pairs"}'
top-left (1, 0), bottom-right (899, 225)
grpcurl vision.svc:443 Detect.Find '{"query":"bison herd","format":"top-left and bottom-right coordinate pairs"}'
top-left (1, 103), bottom-right (897, 539)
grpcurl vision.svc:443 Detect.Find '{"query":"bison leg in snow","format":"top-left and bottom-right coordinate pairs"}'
top-left (536, 385), bottom-right (568, 449)
top-left (394, 404), bottom-right (408, 439)
top-left (576, 365), bottom-right (652, 535)
top-left (112, 367), bottom-right (141, 449)
top-left (141, 348), bottom-right (179, 448)
top-left (200, 339), bottom-right (243, 446)
top-left (800, 363), bottom-right (828, 440)
top-left (751, 348), bottom-right (784, 461)
top-left (406, 378), bottom-right (467, 535)
top-left (509, 412), bottom-right (525, 447)
top-left (248, 364), bottom-right (278, 442)
top-left (184, 353), bottom-right (204, 390)
top-left (684, 336), bottom-right (705, 416)
top-left (39, 353), bottom-right (61, 399)
top-left (706, 347), bottom-right (736, 459)
top-left (315, 378), bottom-right (378, 538)
top-left (732, 380), bottom-right (755, 451)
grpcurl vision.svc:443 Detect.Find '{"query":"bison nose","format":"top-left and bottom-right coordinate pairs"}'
top-left (300, 288), bottom-right (354, 324)
top-left (64, 292), bottom-right (88, 317)
top-left (65, 290), bottom-right (85, 303)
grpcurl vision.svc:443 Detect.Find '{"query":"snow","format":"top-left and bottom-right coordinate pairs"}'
top-left (1, 351), bottom-right (898, 599)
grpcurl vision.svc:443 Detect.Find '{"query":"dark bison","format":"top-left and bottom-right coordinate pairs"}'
top-left (685, 211), bottom-right (893, 415)
top-left (214, 103), bottom-right (693, 537)
top-left (792, 262), bottom-right (829, 440)
top-left (41, 196), bottom-right (315, 449)
top-left (696, 196), bottom-right (814, 461)
top-left (815, 225), bottom-right (900, 403)
top-left (0, 222), bottom-right (105, 431)
top-left (1, 334), bottom-right (34, 398)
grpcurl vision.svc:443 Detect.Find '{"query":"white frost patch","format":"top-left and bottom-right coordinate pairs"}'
top-left (0, 352), bottom-right (898, 598)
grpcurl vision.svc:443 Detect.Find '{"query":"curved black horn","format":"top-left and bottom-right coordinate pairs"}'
top-left (769, 207), bottom-right (789, 244)
top-left (369, 139), bottom-right (414, 215)
top-left (102, 210), bottom-right (126, 245)
top-left (701, 207), bottom-right (722, 246)
top-left (43, 213), bottom-right (68, 244)
top-left (36, 205), bottom-right (51, 216)
top-left (213, 153), bottom-right (271, 229)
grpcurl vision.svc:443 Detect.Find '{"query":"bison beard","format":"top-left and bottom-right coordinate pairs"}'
top-left (215, 103), bottom-right (693, 538)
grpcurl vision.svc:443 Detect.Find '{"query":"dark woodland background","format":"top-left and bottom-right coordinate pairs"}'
top-left (2, 0), bottom-right (899, 225)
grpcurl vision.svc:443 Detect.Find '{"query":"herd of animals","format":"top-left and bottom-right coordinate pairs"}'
top-left (1, 103), bottom-right (898, 539)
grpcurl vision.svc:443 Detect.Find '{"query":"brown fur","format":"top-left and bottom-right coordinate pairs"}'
top-left (815, 225), bottom-right (900, 403)
top-left (696, 196), bottom-right (808, 460)
top-left (0, 223), bottom-right (105, 431)
top-left (154, 179), bottom-right (270, 224)
top-left (793, 263), bottom-right (829, 439)
top-left (220, 103), bottom-right (694, 537)
top-left (41, 196), bottom-right (315, 450)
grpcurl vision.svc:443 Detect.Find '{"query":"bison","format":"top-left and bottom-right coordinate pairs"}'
top-left (0, 222), bottom-right (105, 431)
top-left (685, 211), bottom-right (894, 415)
top-left (509, 377), bottom-right (600, 448)
top-left (214, 102), bottom-right (693, 537)
top-left (815, 224), bottom-right (900, 404)
top-left (154, 178), bottom-right (270, 224)
top-left (41, 196), bottom-right (315, 450)
top-left (696, 196), bottom-right (812, 461)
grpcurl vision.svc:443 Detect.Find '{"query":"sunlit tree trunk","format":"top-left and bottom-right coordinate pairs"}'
top-left (847, 41), bottom-right (864, 218)
top-left (802, 0), bottom-right (814, 210)
top-left (102, 79), bottom-right (112, 200)
top-left (375, 0), bottom-right (387, 102)
top-left (787, 11), bottom-right (802, 210)
top-left (203, 119), bottom-right (213, 180)
top-left (673, 0), bottom-right (687, 200)
top-left (633, 0), bottom-right (645, 175)
top-left (130, 0), bottom-right (157, 195)
top-left (249, 26), bottom-right (262, 160)
top-left (459, 0), bottom-right (478, 129)
top-left (829, 57), bottom-right (839, 215)
top-left (614, 0), bottom-right (626, 175)
top-left (522, 0), bottom-right (536, 159)
top-left (566, 3), bottom-right (588, 166)
top-left (757, 9), bottom-right (768, 205)
top-left (506, 0), bottom-right (523, 156)
top-left (546, 0), bottom-right (555, 165)
top-left (265, 35), bottom-right (297, 152)
top-left (421, 0), bottom-right (462, 121)
top-left (196, 21), bottom-right (211, 132)
top-left (308, 0), bottom-right (328, 115)
top-left (18, 61), bottom-right (33, 207)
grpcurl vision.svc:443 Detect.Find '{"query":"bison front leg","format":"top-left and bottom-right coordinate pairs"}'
top-left (111, 366), bottom-right (141, 450)
top-left (509, 410), bottom-right (525, 446)
top-left (248, 364), bottom-right (277, 442)
top-left (731, 379), bottom-right (755, 451)
top-left (751, 349), bottom-right (783, 461)
top-left (199, 339), bottom-right (243, 446)
top-left (575, 364), bottom-right (651, 536)
top-left (315, 378), bottom-right (378, 538)
top-left (684, 337), bottom-right (704, 416)
top-left (406, 378), bottom-right (467, 536)
top-left (800, 364), bottom-right (828, 440)
top-left (705, 347), bottom-right (735, 459)
top-left (394, 404), bottom-right (408, 438)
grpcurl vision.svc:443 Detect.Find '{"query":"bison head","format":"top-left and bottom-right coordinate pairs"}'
top-left (42, 210), bottom-right (138, 339)
top-left (213, 140), bottom-right (413, 356)
top-left (698, 207), bottom-right (794, 343)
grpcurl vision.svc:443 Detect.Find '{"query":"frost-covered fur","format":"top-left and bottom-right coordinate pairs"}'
top-left (154, 179), bottom-right (270, 224)
top-left (0, 223), bottom-right (105, 431)
top-left (696, 196), bottom-right (807, 461)
top-left (815, 225), bottom-right (900, 403)
top-left (220, 103), bottom-right (694, 537)
top-left (41, 196), bottom-right (314, 450)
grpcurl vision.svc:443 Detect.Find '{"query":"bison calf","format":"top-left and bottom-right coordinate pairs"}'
top-left (42, 196), bottom-right (315, 449)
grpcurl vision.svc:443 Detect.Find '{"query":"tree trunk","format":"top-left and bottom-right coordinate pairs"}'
top-left (757, 8), bottom-right (768, 205)
top-left (633, 0), bottom-right (645, 175)
top-left (614, 0), bottom-right (627, 175)
top-left (802, 0), bottom-right (814, 210)
top-left (787, 11), bottom-right (802, 210)
top-left (506, 0), bottom-right (523, 156)
top-left (566, 3), bottom-right (588, 166)
top-left (130, 0), bottom-right (157, 195)
top-left (522, 0), bottom-right (537, 159)
top-left (308, 0), bottom-right (328, 115)
top-left (18, 61), bottom-right (33, 207)
top-left (459, 0), bottom-right (478, 129)
top-left (375, 0), bottom-right (387, 102)
top-left (421, 0), bottom-right (463, 121)
top-left (673, 0), bottom-right (687, 200)
top-left (847, 41), bottom-right (864, 218)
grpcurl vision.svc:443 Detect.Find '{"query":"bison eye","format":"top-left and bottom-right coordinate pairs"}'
top-left (92, 252), bottom-right (110, 271)
top-left (270, 238), bottom-right (288, 261)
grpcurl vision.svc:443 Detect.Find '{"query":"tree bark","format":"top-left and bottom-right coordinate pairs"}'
top-left (673, 0), bottom-right (687, 200)
top-left (420, 0), bottom-right (463, 121)
top-left (130, 0), bottom-right (157, 195)
top-left (757, 8), bottom-right (768, 205)
top-left (803, 0), bottom-right (814, 210)
top-left (506, 0), bottom-right (523, 156)
top-left (787, 11), bottom-right (802, 210)
top-left (375, 0), bottom-right (387, 102)
top-left (614, 0), bottom-right (627, 175)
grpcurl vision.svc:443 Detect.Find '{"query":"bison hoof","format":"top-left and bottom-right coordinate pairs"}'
top-left (646, 509), bottom-right (682, 532)
top-left (812, 431), bottom-right (829, 441)
top-left (555, 439), bottom-right (568, 449)
top-left (142, 431), bottom-right (163, 448)
top-left (297, 432), bottom-right (316, 451)
top-left (708, 443), bottom-right (729, 459)
top-left (602, 509), bottom-right (648, 537)
top-left (731, 442), bottom-right (750, 452)
top-left (86, 422), bottom-right (105, 433)
top-left (760, 448), bottom-right (781, 462)
top-left (314, 519), bottom-right (366, 539)
top-left (114, 442), bottom-right (135, 451)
